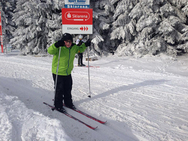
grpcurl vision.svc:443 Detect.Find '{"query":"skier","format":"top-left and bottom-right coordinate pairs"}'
top-left (47, 33), bottom-right (91, 112)
top-left (76, 35), bottom-right (85, 66)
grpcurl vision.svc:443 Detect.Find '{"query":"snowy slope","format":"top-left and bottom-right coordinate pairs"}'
top-left (0, 51), bottom-right (188, 141)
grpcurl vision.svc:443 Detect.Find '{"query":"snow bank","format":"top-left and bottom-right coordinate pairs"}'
top-left (0, 91), bottom-right (72, 141)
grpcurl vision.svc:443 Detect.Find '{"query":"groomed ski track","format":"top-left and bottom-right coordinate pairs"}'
top-left (0, 53), bottom-right (188, 141)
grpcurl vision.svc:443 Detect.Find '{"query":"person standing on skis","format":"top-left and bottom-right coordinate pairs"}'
top-left (76, 35), bottom-right (85, 66)
top-left (47, 33), bottom-right (91, 112)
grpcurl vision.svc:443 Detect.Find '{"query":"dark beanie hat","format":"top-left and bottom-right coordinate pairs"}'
top-left (63, 33), bottom-right (73, 42)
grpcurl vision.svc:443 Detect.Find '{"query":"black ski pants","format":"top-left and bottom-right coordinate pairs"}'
top-left (78, 53), bottom-right (83, 65)
top-left (52, 73), bottom-right (73, 108)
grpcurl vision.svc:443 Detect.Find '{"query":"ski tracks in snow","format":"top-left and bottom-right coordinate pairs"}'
top-left (73, 62), bottom-right (188, 141)
top-left (0, 54), bottom-right (188, 141)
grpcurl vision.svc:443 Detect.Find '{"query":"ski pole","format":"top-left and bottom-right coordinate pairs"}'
top-left (54, 47), bottom-right (61, 97)
top-left (87, 34), bottom-right (91, 98)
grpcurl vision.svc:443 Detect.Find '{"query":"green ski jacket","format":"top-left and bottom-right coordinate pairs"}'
top-left (48, 43), bottom-right (87, 76)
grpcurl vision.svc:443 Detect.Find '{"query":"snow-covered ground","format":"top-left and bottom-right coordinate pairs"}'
top-left (0, 50), bottom-right (188, 141)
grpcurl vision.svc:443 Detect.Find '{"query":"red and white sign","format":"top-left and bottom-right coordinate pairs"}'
top-left (62, 8), bottom-right (93, 34)
top-left (0, 11), bottom-right (3, 53)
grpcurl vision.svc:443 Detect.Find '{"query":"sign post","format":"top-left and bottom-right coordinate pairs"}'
top-left (0, 11), bottom-right (3, 53)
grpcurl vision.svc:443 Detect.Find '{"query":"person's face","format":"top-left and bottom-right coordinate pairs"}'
top-left (64, 40), bottom-right (72, 48)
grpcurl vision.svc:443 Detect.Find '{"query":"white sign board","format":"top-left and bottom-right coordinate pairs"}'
top-left (65, 0), bottom-right (90, 8)
top-left (62, 8), bottom-right (93, 34)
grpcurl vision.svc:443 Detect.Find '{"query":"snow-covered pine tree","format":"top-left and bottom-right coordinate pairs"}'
top-left (42, 0), bottom-right (65, 54)
top-left (91, 0), bottom-right (188, 57)
top-left (10, 0), bottom-right (63, 55)
top-left (2, 0), bottom-right (188, 57)
top-left (0, 0), bottom-right (16, 50)
top-left (90, 0), bottom-right (115, 55)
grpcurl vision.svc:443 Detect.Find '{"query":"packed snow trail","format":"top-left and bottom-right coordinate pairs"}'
top-left (0, 52), bottom-right (188, 141)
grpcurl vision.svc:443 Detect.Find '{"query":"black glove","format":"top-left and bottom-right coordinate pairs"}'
top-left (54, 39), bottom-right (64, 48)
top-left (85, 39), bottom-right (91, 47)
top-left (79, 40), bottom-right (83, 45)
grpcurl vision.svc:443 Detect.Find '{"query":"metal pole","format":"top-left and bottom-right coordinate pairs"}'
top-left (54, 47), bottom-right (61, 96)
top-left (87, 35), bottom-right (91, 98)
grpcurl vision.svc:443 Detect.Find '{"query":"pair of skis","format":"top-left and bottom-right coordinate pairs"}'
top-left (43, 102), bottom-right (106, 130)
